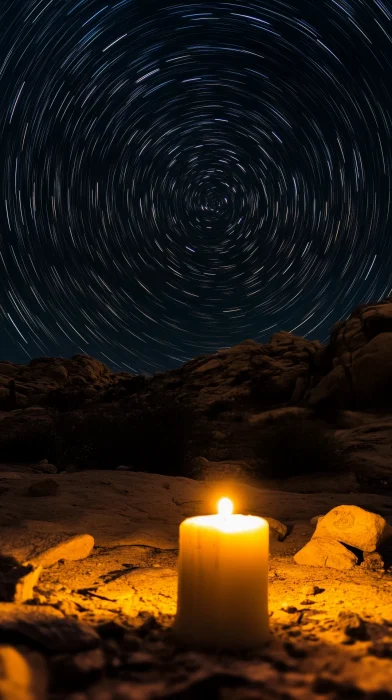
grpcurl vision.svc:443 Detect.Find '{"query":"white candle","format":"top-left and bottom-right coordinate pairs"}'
top-left (174, 498), bottom-right (269, 649)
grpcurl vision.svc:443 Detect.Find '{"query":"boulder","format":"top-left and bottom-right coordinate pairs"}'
top-left (352, 333), bottom-right (392, 406)
top-left (308, 365), bottom-right (351, 408)
top-left (294, 537), bottom-right (358, 570)
top-left (313, 505), bottom-right (392, 552)
top-left (309, 298), bottom-right (392, 410)
top-left (0, 529), bottom-right (94, 568)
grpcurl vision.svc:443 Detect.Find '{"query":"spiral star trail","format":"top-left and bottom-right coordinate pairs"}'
top-left (0, 0), bottom-right (392, 373)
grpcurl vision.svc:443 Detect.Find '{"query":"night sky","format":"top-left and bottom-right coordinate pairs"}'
top-left (1, 1), bottom-right (392, 374)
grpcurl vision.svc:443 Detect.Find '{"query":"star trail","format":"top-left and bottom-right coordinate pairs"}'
top-left (1, 0), bottom-right (392, 373)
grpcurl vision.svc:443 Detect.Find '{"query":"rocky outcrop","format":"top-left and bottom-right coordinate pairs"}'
top-left (147, 334), bottom-right (322, 415)
top-left (2, 298), bottom-right (392, 420)
top-left (0, 335), bottom-right (322, 417)
top-left (3, 298), bottom-right (392, 482)
top-left (0, 355), bottom-right (122, 411)
top-left (309, 298), bottom-right (392, 409)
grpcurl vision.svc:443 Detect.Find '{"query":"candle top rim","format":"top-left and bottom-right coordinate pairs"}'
top-left (181, 513), bottom-right (268, 533)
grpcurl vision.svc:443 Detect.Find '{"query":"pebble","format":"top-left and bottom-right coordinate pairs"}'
top-left (301, 584), bottom-right (323, 597)
top-left (281, 605), bottom-right (298, 614)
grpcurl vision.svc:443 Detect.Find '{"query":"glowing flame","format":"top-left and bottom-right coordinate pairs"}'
top-left (218, 497), bottom-right (233, 518)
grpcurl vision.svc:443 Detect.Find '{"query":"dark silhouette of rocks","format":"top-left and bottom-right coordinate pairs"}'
top-left (2, 298), bottom-right (392, 484)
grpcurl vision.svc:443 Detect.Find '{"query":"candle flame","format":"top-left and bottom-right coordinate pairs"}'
top-left (218, 498), bottom-right (233, 518)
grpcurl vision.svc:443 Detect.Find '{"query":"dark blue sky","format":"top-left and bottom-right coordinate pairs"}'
top-left (1, 0), bottom-right (392, 373)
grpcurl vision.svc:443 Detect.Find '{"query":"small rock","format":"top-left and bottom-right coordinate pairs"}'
top-left (265, 517), bottom-right (288, 542)
top-left (38, 460), bottom-right (48, 465)
top-left (294, 537), bottom-right (358, 570)
top-left (0, 646), bottom-right (47, 700)
top-left (281, 605), bottom-right (297, 614)
top-left (361, 551), bottom-right (385, 571)
top-left (301, 584), bottom-right (323, 597)
top-left (310, 515), bottom-right (324, 526)
top-left (313, 505), bottom-right (392, 552)
top-left (28, 479), bottom-right (59, 497)
top-left (115, 465), bottom-right (131, 471)
top-left (33, 463), bottom-right (57, 474)
top-left (338, 611), bottom-right (368, 640)
top-left (0, 529), bottom-right (94, 569)
top-left (0, 558), bottom-right (42, 603)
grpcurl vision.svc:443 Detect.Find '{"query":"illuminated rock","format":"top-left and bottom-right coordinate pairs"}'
top-left (294, 537), bottom-right (358, 570)
top-left (313, 505), bottom-right (392, 552)
top-left (0, 529), bottom-right (94, 568)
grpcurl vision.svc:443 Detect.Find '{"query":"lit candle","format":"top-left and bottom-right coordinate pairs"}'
top-left (174, 498), bottom-right (269, 649)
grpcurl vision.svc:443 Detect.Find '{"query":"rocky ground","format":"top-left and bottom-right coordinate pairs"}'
top-left (1, 466), bottom-right (391, 699)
